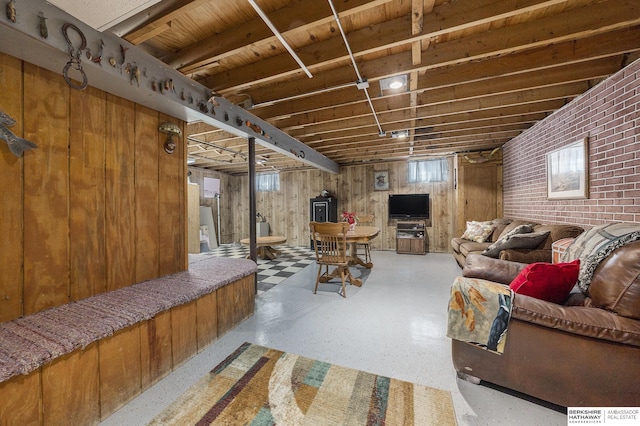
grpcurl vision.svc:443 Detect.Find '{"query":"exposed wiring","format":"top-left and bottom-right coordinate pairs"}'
top-left (248, 0), bottom-right (313, 78)
top-left (327, 0), bottom-right (384, 136)
top-left (187, 136), bottom-right (247, 159)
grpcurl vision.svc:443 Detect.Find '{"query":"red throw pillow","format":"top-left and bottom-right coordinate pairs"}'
top-left (509, 259), bottom-right (580, 304)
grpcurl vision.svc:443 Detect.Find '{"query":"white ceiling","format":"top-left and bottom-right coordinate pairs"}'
top-left (48, 0), bottom-right (162, 31)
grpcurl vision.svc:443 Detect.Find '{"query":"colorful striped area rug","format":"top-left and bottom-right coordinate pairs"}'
top-left (148, 342), bottom-right (457, 425)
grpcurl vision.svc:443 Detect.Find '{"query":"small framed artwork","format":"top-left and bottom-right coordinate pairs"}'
top-left (546, 138), bottom-right (589, 200)
top-left (374, 170), bottom-right (389, 191)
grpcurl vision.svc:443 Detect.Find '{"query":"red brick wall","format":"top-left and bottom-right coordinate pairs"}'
top-left (503, 59), bottom-right (640, 228)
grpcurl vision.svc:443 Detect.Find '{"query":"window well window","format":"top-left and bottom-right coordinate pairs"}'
top-left (407, 158), bottom-right (449, 183)
top-left (256, 172), bottom-right (280, 192)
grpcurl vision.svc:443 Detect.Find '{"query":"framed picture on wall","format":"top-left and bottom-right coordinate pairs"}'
top-left (374, 170), bottom-right (389, 191)
top-left (546, 138), bottom-right (589, 200)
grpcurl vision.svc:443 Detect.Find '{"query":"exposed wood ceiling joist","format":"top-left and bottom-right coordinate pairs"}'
top-left (58, 0), bottom-right (640, 174)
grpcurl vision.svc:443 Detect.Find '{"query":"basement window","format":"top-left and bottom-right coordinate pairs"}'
top-left (407, 158), bottom-right (449, 183)
top-left (256, 172), bottom-right (280, 192)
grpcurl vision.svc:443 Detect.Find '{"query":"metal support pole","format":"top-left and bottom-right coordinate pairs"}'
top-left (215, 193), bottom-right (221, 246)
top-left (248, 137), bottom-right (258, 293)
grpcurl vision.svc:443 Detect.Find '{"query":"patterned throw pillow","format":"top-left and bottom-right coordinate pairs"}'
top-left (461, 221), bottom-right (495, 243)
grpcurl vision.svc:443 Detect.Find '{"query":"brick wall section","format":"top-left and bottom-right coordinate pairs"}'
top-left (503, 58), bottom-right (640, 229)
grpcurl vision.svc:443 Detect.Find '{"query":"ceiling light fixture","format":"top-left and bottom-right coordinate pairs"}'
top-left (380, 75), bottom-right (408, 91)
top-left (248, 0), bottom-right (313, 78)
top-left (391, 130), bottom-right (409, 138)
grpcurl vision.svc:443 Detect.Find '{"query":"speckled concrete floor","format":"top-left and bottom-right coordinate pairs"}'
top-left (100, 251), bottom-right (566, 426)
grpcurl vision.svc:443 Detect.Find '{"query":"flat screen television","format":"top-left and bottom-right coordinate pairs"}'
top-left (388, 194), bottom-right (430, 220)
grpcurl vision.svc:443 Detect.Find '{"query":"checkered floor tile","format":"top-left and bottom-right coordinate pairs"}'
top-left (189, 244), bottom-right (316, 294)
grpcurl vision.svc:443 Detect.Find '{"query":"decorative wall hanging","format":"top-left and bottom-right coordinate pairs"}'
top-left (88, 39), bottom-right (104, 65)
top-left (1, 111), bottom-right (38, 157)
top-left (159, 122), bottom-right (181, 154)
top-left (374, 170), bottom-right (389, 191)
top-left (37, 12), bottom-right (47, 38)
top-left (62, 23), bottom-right (88, 90)
top-left (6, 0), bottom-right (16, 23)
top-left (546, 138), bottom-right (589, 200)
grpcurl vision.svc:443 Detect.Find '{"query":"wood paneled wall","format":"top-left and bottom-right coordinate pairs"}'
top-left (0, 53), bottom-right (187, 322)
top-left (191, 159), bottom-right (455, 253)
top-left (454, 152), bottom-right (503, 237)
top-left (187, 168), bottom-right (239, 244)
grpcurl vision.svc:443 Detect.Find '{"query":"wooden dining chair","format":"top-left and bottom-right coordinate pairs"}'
top-left (355, 214), bottom-right (375, 264)
top-left (310, 221), bottom-right (350, 297)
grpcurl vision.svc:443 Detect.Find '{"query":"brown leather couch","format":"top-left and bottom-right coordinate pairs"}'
top-left (452, 244), bottom-right (640, 407)
top-left (451, 219), bottom-right (583, 267)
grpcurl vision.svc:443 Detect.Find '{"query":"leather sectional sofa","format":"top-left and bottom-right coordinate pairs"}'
top-left (451, 219), bottom-right (584, 267)
top-left (451, 242), bottom-right (640, 407)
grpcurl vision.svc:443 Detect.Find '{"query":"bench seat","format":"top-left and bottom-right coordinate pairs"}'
top-left (0, 257), bottom-right (257, 424)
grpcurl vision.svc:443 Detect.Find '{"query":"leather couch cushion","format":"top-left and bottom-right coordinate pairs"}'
top-left (460, 241), bottom-right (491, 256)
top-left (589, 240), bottom-right (640, 320)
top-left (509, 259), bottom-right (580, 304)
top-left (512, 293), bottom-right (640, 348)
top-left (463, 254), bottom-right (527, 285)
top-left (498, 248), bottom-right (553, 263)
top-left (533, 224), bottom-right (584, 250)
top-left (450, 237), bottom-right (465, 253)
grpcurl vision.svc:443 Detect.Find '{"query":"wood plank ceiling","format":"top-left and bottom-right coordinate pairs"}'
top-left (110, 0), bottom-right (640, 175)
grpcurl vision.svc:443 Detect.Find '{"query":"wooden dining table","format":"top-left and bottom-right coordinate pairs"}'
top-left (240, 235), bottom-right (287, 260)
top-left (345, 225), bottom-right (380, 269)
top-left (317, 225), bottom-right (380, 287)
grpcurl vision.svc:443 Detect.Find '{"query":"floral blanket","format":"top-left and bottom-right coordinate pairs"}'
top-left (447, 276), bottom-right (513, 354)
